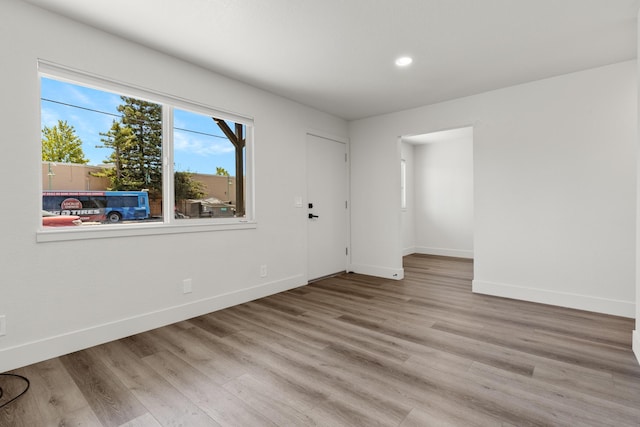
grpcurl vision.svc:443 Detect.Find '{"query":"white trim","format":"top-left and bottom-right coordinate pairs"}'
top-left (0, 274), bottom-right (305, 373)
top-left (38, 59), bottom-right (253, 125)
top-left (400, 158), bottom-right (407, 210)
top-left (415, 246), bottom-right (474, 259)
top-left (403, 246), bottom-right (416, 256)
top-left (633, 330), bottom-right (640, 366)
top-left (163, 105), bottom-right (175, 224)
top-left (306, 128), bottom-right (349, 145)
top-left (472, 279), bottom-right (635, 318)
top-left (245, 126), bottom-right (256, 223)
top-left (349, 263), bottom-right (404, 280)
top-left (36, 220), bottom-right (257, 242)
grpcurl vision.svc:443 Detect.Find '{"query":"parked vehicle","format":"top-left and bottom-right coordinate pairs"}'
top-left (42, 190), bottom-right (150, 223)
top-left (42, 210), bottom-right (82, 227)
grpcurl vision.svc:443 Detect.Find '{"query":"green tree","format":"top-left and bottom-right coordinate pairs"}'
top-left (42, 120), bottom-right (89, 164)
top-left (118, 97), bottom-right (163, 197)
top-left (96, 97), bottom-right (162, 196)
top-left (93, 121), bottom-right (137, 190)
top-left (175, 171), bottom-right (206, 201)
top-left (215, 167), bottom-right (230, 176)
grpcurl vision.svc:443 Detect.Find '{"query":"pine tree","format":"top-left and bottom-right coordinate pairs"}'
top-left (94, 121), bottom-right (138, 190)
top-left (42, 120), bottom-right (89, 164)
top-left (96, 97), bottom-right (163, 195)
top-left (117, 97), bottom-right (163, 197)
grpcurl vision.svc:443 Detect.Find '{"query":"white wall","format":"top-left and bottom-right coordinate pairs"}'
top-left (0, 0), bottom-right (347, 372)
top-left (413, 137), bottom-right (473, 258)
top-left (350, 60), bottom-right (637, 317)
top-left (400, 142), bottom-right (416, 255)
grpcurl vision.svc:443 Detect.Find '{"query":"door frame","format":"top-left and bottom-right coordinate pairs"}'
top-left (305, 129), bottom-right (351, 281)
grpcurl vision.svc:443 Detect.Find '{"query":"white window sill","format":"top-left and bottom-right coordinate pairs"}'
top-left (36, 219), bottom-right (257, 243)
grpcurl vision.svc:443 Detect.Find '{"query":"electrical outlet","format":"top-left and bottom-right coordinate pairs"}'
top-left (0, 315), bottom-right (6, 336)
top-left (260, 265), bottom-right (267, 278)
top-left (183, 279), bottom-right (192, 294)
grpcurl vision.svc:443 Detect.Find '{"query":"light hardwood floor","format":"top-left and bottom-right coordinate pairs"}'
top-left (1, 254), bottom-right (639, 426)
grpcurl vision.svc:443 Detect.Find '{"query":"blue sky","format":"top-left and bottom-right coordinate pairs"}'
top-left (41, 77), bottom-right (237, 175)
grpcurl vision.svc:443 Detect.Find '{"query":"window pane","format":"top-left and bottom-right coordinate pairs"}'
top-left (41, 77), bottom-right (162, 226)
top-left (173, 108), bottom-right (245, 220)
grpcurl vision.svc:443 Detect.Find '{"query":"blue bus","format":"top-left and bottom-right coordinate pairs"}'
top-left (43, 190), bottom-right (150, 223)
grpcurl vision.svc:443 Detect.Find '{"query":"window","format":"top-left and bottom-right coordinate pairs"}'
top-left (173, 108), bottom-right (246, 221)
top-left (38, 61), bottom-right (253, 240)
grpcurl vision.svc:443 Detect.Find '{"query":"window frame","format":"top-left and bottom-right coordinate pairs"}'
top-left (37, 60), bottom-right (255, 243)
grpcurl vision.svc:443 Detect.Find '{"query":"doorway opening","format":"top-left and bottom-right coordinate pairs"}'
top-left (400, 126), bottom-right (474, 259)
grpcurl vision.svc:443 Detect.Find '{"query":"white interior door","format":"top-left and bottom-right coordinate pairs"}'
top-left (307, 133), bottom-right (348, 281)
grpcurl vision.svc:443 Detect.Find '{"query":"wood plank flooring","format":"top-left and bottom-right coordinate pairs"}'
top-left (2, 254), bottom-right (639, 426)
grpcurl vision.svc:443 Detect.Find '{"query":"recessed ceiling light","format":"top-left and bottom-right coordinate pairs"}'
top-left (395, 56), bottom-right (413, 67)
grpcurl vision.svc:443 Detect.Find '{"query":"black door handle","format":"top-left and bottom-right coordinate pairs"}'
top-left (308, 213), bottom-right (319, 219)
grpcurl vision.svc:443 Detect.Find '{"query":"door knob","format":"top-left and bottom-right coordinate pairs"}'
top-left (308, 213), bottom-right (319, 219)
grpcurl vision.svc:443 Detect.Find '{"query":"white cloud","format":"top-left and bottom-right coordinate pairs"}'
top-left (68, 85), bottom-right (93, 106)
top-left (40, 107), bottom-right (58, 128)
top-left (174, 132), bottom-right (234, 157)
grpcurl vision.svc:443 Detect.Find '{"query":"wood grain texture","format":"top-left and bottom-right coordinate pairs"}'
top-left (2, 254), bottom-right (639, 426)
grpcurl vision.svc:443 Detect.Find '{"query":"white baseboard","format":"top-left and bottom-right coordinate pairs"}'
top-left (472, 279), bottom-right (635, 318)
top-left (633, 330), bottom-right (640, 366)
top-left (415, 246), bottom-right (474, 259)
top-left (403, 247), bottom-right (416, 256)
top-left (0, 275), bottom-right (305, 373)
top-left (349, 263), bottom-right (404, 280)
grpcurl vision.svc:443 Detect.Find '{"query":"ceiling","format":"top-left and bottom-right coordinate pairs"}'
top-left (24, 0), bottom-right (640, 121)
top-left (404, 126), bottom-right (473, 145)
